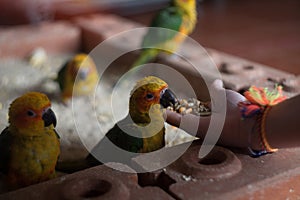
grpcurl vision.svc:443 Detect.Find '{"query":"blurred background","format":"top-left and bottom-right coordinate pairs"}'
top-left (0, 0), bottom-right (299, 74)
top-left (0, 1), bottom-right (299, 196)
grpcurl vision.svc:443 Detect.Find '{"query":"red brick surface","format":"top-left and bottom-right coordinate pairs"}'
top-left (0, 21), bottom-right (80, 59)
top-left (0, 165), bottom-right (173, 200)
top-left (138, 141), bottom-right (300, 200)
top-left (73, 14), bottom-right (142, 53)
top-left (207, 49), bottom-right (300, 97)
top-left (2, 142), bottom-right (300, 199)
top-left (244, 172), bottom-right (300, 199)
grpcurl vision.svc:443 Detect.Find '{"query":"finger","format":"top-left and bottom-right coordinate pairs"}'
top-left (226, 89), bottom-right (246, 106)
top-left (209, 79), bottom-right (246, 107)
top-left (209, 79), bottom-right (224, 91)
top-left (208, 79), bottom-right (226, 113)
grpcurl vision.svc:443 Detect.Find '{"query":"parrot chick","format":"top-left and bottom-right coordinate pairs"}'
top-left (0, 92), bottom-right (60, 190)
top-left (56, 53), bottom-right (99, 102)
top-left (131, 0), bottom-right (197, 69)
top-left (56, 76), bottom-right (178, 173)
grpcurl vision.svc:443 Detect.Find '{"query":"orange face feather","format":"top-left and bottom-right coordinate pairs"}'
top-left (129, 76), bottom-right (177, 124)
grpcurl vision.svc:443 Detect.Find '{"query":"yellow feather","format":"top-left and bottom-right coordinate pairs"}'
top-left (3, 92), bottom-right (60, 189)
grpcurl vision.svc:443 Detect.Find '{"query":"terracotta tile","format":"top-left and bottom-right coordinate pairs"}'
top-left (0, 21), bottom-right (80, 59)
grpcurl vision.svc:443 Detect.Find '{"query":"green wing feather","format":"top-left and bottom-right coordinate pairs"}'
top-left (95, 117), bottom-right (144, 154)
top-left (130, 7), bottom-right (183, 69)
top-left (56, 116), bottom-right (144, 173)
top-left (0, 127), bottom-right (12, 174)
top-left (56, 61), bottom-right (68, 91)
top-left (142, 7), bottom-right (183, 48)
top-left (87, 118), bottom-right (146, 171)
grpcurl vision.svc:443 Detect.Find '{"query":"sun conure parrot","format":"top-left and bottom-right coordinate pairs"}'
top-left (56, 76), bottom-right (178, 173)
top-left (130, 0), bottom-right (197, 69)
top-left (0, 92), bottom-right (60, 190)
top-left (56, 53), bottom-right (99, 102)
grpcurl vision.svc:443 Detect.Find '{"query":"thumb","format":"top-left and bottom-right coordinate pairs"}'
top-left (209, 79), bottom-right (224, 91)
top-left (197, 79), bottom-right (226, 158)
top-left (209, 79), bottom-right (246, 106)
top-left (208, 79), bottom-right (226, 113)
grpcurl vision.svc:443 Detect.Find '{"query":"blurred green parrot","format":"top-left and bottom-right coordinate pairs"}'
top-left (56, 76), bottom-right (178, 173)
top-left (131, 0), bottom-right (197, 69)
top-left (0, 92), bottom-right (60, 190)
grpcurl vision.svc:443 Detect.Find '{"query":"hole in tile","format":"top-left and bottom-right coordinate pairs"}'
top-left (138, 170), bottom-right (176, 199)
top-left (219, 62), bottom-right (232, 74)
top-left (80, 179), bottom-right (112, 198)
top-left (180, 145), bottom-right (242, 179)
top-left (156, 171), bottom-right (176, 191)
top-left (198, 150), bottom-right (227, 165)
top-left (62, 177), bottom-right (116, 199)
top-left (138, 170), bottom-right (176, 189)
top-left (243, 65), bottom-right (254, 70)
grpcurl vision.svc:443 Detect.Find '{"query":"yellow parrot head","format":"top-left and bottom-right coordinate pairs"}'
top-left (129, 76), bottom-right (178, 123)
top-left (67, 54), bottom-right (97, 82)
top-left (174, 0), bottom-right (196, 11)
top-left (8, 92), bottom-right (57, 136)
top-left (60, 53), bottom-right (99, 101)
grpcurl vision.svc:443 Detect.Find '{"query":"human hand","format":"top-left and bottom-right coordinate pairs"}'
top-left (166, 79), bottom-right (259, 150)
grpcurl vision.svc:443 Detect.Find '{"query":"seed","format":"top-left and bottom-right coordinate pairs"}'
top-left (188, 102), bottom-right (194, 107)
top-left (174, 104), bottom-right (181, 111)
top-left (178, 107), bottom-right (186, 113)
top-left (185, 108), bottom-right (193, 114)
top-left (167, 97), bottom-right (211, 116)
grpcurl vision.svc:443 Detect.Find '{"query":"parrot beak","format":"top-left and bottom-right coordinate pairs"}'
top-left (160, 88), bottom-right (178, 108)
top-left (42, 108), bottom-right (57, 127)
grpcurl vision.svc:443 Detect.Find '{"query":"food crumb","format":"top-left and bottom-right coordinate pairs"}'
top-left (168, 98), bottom-right (211, 116)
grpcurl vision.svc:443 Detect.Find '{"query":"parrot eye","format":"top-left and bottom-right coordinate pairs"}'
top-left (146, 93), bottom-right (154, 100)
top-left (78, 68), bottom-right (89, 80)
top-left (27, 110), bottom-right (36, 117)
